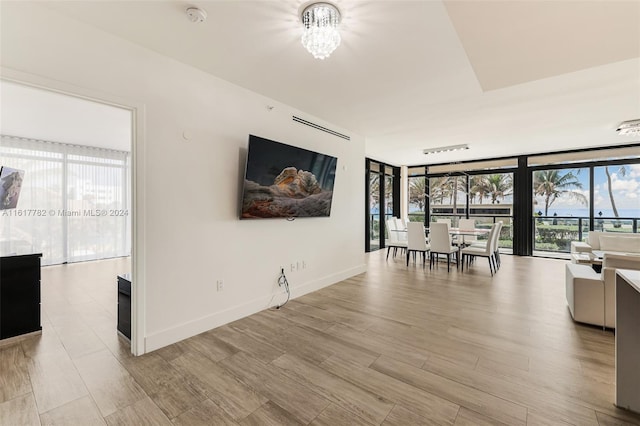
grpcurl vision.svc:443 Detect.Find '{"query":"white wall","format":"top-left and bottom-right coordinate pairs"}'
top-left (1, 3), bottom-right (366, 353)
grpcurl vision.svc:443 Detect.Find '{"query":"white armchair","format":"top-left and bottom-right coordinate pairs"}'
top-left (566, 253), bottom-right (640, 328)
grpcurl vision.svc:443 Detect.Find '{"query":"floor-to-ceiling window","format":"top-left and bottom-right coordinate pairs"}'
top-left (429, 175), bottom-right (467, 227)
top-left (365, 159), bottom-right (400, 252)
top-left (531, 167), bottom-right (590, 253)
top-left (593, 163), bottom-right (639, 233)
top-left (0, 136), bottom-right (131, 265)
top-left (469, 172), bottom-right (514, 250)
top-left (528, 146), bottom-right (639, 256)
top-left (411, 159), bottom-right (517, 253)
top-left (367, 163), bottom-right (381, 251)
top-left (397, 144), bottom-right (639, 257)
top-left (408, 166), bottom-right (427, 223)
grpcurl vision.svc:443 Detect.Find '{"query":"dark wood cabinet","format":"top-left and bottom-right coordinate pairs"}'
top-left (0, 253), bottom-right (42, 340)
top-left (117, 274), bottom-right (131, 340)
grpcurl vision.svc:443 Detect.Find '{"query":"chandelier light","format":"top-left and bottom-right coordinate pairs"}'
top-left (301, 2), bottom-right (341, 60)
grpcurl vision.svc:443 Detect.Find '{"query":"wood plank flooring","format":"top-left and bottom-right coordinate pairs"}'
top-left (1, 252), bottom-right (640, 425)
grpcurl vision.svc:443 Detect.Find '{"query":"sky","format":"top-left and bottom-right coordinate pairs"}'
top-left (541, 164), bottom-right (640, 215)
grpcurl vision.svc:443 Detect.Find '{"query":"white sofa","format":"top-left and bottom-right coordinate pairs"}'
top-left (566, 253), bottom-right (640, 328)
top-left (571, 231), bottom-right (640, 257)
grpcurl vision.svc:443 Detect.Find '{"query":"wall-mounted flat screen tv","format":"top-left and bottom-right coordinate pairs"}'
top-left (240, 135), bottom-right (337, 219)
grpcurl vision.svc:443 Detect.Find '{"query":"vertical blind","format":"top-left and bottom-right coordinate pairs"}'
top-left (0, 135), bottom-right (130, 265)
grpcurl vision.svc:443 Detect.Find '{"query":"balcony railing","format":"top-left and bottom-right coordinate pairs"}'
top-left (533, 216), bottom-right (639, 253)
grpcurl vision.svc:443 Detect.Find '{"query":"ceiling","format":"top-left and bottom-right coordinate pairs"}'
top-left (0, 81), bottom-right (132, 151)
top-left (32, 0), bottom-right (640, 165)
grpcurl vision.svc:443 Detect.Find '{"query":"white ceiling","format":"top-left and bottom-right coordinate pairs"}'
top-left (31, 0), bottom-right (640, 165)
top-left (0, 81), bottom-right (132, 151)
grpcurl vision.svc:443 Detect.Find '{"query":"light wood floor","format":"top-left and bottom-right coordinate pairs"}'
top-left (2, 252), bottom-right (640, 425)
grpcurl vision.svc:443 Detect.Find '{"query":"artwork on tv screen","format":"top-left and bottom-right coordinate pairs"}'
top-left (0, 166), bottom-right (25, 210)
top-left (241, 135), bottom-right (337, 219)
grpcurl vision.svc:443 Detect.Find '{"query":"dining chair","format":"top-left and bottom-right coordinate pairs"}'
top-left (428, 222), bottom-right (458, 272)
top-left (385, 219), bottom-right (407, 260)
top-left (436, 218), bottom-right (452, 227)
top-left (461, 223), bottom-right (498, 275)
top-left (458, 218), bottom-right (476, 246)
top-left (468, 221), bottom-right (503, 268)
top-left (492, 221), bottom-right (503, 269)
top-left (401, 216), bottom-right (410, 229)
top-left (436, 218), bottom-right (455, 244)
top-left (394, 217), bottom-right (407, 241)
top-left (406, 222), bottom-right (430, 267)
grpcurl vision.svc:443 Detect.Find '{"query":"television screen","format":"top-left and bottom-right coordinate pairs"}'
top-left (0, 166), bottom-right (25, 210)
top-left (240, 135), bottom-right (337, 219)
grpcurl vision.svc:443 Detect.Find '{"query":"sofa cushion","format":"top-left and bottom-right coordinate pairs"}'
top-left (587, 231), bottom-right (603, 250)
top-left (599, 234), bottom-right (640, 254)
top-left (602, 253), bottom-right (640, 270)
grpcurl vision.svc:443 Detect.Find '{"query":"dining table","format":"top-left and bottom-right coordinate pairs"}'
top-left (447, 227), bottom-right (491, 238)
top-left (390, 227), bottom-right (490, 237)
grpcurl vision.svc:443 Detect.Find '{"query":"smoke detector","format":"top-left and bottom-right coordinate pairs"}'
top-left (617, 119), bottom-right (640, 135)
top-left (186, 7), bottom-right (207, 23)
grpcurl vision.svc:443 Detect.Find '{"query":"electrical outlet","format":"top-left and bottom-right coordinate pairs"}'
top-left (290, 263), bottom-right (296, 272)
top-left (296, 261), bottom-right (300, 271)
top-left (302, 260), bottom-right (307, 269)
top-left (216, 280), bottom-right (223, 291)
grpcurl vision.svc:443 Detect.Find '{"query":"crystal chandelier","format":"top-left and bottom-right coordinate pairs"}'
top-left (301, 2), bottom-right (341, 60)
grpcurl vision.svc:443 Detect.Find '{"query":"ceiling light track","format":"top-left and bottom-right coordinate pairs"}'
top-left (617, 119), bottom-right (640, 135)
top-left (423, 144), bottom-right (469, 155)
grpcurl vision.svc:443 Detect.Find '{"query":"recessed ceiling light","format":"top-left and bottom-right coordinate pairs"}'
top-left (423, 144), bottom-right (469, 155)
top-left (617, 119), bottom-right (640, 135)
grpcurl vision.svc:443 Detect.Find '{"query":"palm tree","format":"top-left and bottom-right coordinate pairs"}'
top-left (485, 174), bottom-right (513, 204)
top-left (469, 176), bottom-right (486, 204)
top-left (533, 170), bottom-right (587, 216)
top-left (408, 177), bottom-right (427, 211)
top-left (429, 176), bottom-right (450, 204)
top-left (369, 173), bottom-right (380, 213)
top-left (604, 165), bottom-right (628, 218)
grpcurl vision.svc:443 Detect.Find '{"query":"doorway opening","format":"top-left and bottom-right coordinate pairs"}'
top-left (0, 79), bottom-right (139, 354)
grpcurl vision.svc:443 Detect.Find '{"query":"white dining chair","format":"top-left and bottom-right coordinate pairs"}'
top-left (437, 218), bottom-right (458, 245)
top-left (436, 218), bottom-right (452, 227)
top-left (428, 222), bottom-right (458, 272)
top-left (406, 222), bottom-right (430, 267)
top-left (385, 219), bottom-right (407, 260)
top-left (458, 218), bottom-right (476, 246)
top-left (394, 217), bottom-right (407, 241)
top-left (468, 221), bottom-right (502, 270)
top-left (461, 223), bottom-right (499, 275)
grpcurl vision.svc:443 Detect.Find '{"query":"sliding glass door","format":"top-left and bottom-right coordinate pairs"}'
top-left (365, 159), bottom-right (400, 252)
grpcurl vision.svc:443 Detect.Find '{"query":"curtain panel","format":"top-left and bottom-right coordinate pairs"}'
top-left (0, 135), bottom-right (130, 265)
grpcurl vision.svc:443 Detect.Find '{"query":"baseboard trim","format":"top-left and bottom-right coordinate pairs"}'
top-left (144, 263), bottom-right (367, 353)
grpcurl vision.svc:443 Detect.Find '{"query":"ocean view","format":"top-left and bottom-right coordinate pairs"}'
top-left (542, 208), bottom-right (640, 218)
top-left (401, 206), bottom-right (640, 218)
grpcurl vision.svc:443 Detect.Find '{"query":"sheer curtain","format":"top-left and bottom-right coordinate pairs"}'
top-left (0, 135), bottom-right (130, 265)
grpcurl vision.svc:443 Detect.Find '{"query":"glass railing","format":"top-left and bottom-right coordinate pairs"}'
top-left (533, 216), bottom-right (638, 253)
